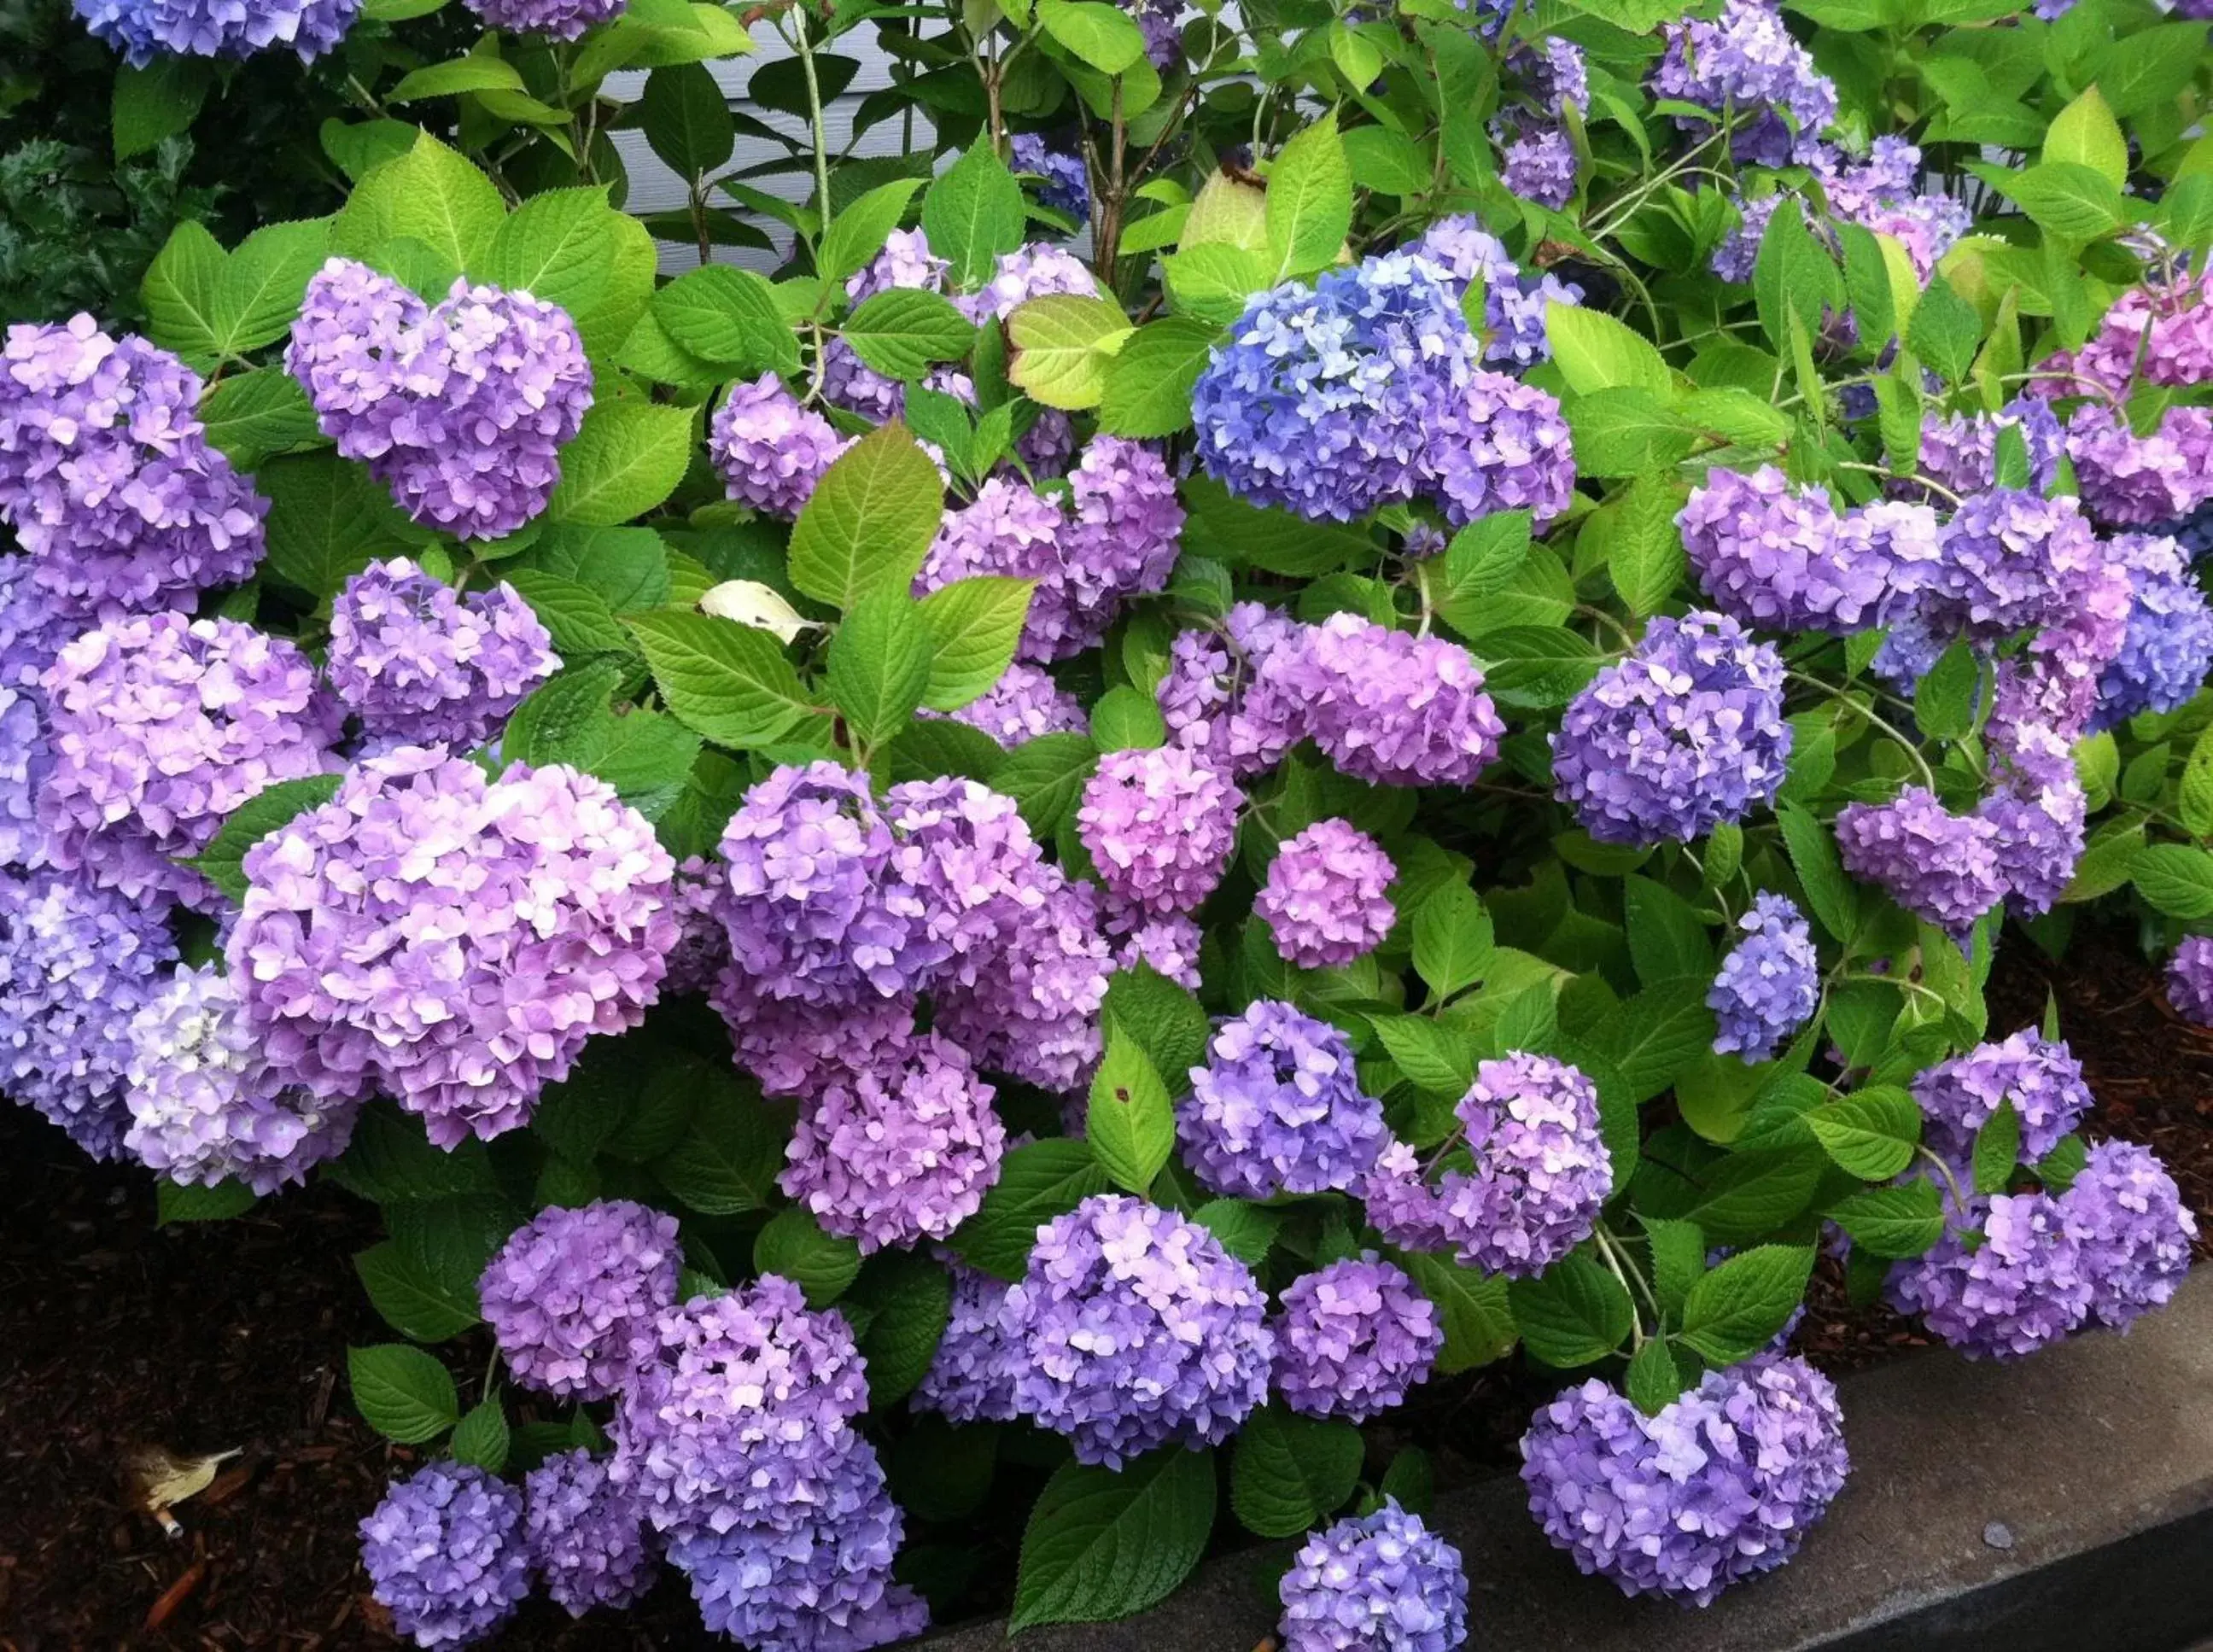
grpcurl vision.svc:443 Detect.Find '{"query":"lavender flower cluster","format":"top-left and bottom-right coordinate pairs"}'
top-left (1277, 1502), bottom-right (1468, 1652)
top-left (73, 0), bottom-right (359, 63)
top-left (326, 558), bottom-right (558, 750)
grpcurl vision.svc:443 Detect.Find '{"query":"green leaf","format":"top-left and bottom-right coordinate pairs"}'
top-left (1585, 977), bottom-right (1715, 1102)
top-left (140, 220), bottom-right (228, 366)
top-left (387, 55), bottom-right (528, 102)
top-left (198, 371), bottom-right (321, 470)
top-left (1778, 802), bottom-right (1860, 943)
top-left (209, 219), bottom-right (330, 359)
top-left (1089, 686), bottom-right (1165, 750)
top-left (1192, 1199), bottom-right (1281, 1265)
top-left (503, 664), bottom-right (701, 820)
top-left (1905, 272), bottom-right (1984, 384)
top-left (1007, 295), bottom-right (1135, 411)
top-left (818, 178), bottom-right (927, 288)
top-left (1398, 1250), bottom-right (1517, 1371)
top-left (114, 56), bottom-right (209, 161)
top-left (506, 569), bottom-right (636, 662)
top-left (995, 731), bottom-right (1098, 836)
top-left (1369, 1013), bottom-right (1478, 1096)
top-left (754, 1209), bottom-right (863, 1306)
top-left (951, 1138), bottom-right (1116, 1279)
top-left (1679, 1146), bottom-right (1827, 1246)
top-left (520, 523), bottom-right (671, 612)
top-left (628, 610), bottom-right (819, 748)
top-left (1011, 1450), bottom-right (1217, 1633)
top-left (788, 423), bottom-right (944, 610)
top-left (1266, 113), bottom-right (1354, 281)
top-left (1621, 876), bottom-right (1712, 988)
top-left (843, 289), bottom-right (978, 381)
top-left (1508, 1252), bottom-right (1635, 1368)
top-left (377, 133), bottom-right (506, 273)
top-left (1989, 161), bottom-right (2124, 240)
top-left (1625, 1339), bottom-right (1683, 1416)
top-left (1036, 0), bottom-right (1147, 71)
top-left (1829, 1179), bottom-right (1945, 1258)
top-left (1098, 317), bottom-right (1221, 439)
top-left (188, 775), bottom-right (346, 903)
top-left (1546, 303), bottom-right (1673, 398)
top-left (1644, 1217), bottom-right (1707, 1316)
top-left (653, 1067), bottom-right (791, 1214)
top-left (548, 400), bottom-right (693, 527)
top-left (1230, 1406), bottom-right (1363, 1538)
top-left (449, 1398), bottom-right (510, 1474)
top-left (651, 266), bottom-right (799, 375)
top-left (1973, 1099), bottom-right (2023, 1194)
top-left (2133, 843), bottom-right (2213, 918)
top-left (1162, 243), bottom-right (1272, 325)
top-left (1679, 1244), bottom-right (1814, 1363)
top-left (1607, 472), bottom-right (1688, 616)
top-left (922, 144), bottom-right (1027, 289)
top-left (1915, 639), bottom-right (1982, 742)
top-left (1567, 388), bottom-right (1698, 479)
top-left (326, 1102), bottom-right (501, 1205)
top-left (348, 1345), bottom-right (459, 1445)
top-left (916, 577), bottom-right (1033, 710)
top-left (355, 1241), bottom-right (482, 1342)
top-left (640, 61), bottom-right (737, 177)
top-left (1421, 511), bottom-right (1533, 633)
top-left (850, 1255), bottom-right (954, 1407)
top-left (1807, 1086), bottom-right (1921, 1180)
top-left (155, 1179), bottom-right (255, 1224)
top-left (2039, 1132), bottom-right (2087, 1195)
top-left (1753, 200), bottom-right (1845, 358)
top-left (1412, 882), bottom-right (1492, 1001)
top-left (1102, 965), bottom-right (1210, 1092)
top-left (827, 591), bottom-right (933, 747)
top-left (1087, 1035), bottom-right (1177, 1194)
top-left (2045, 85), bottom-right (2128, 190)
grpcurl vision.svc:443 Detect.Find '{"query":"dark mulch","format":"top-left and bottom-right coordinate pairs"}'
top-left (3, 924), bottom-right (2210, 1649)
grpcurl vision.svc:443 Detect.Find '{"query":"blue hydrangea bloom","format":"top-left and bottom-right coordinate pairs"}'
top-left (1708, 893), bottom-right (1819, 1062)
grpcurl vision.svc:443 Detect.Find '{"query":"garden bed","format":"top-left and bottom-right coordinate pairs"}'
top-left (3, 925), bottom-right (2210, 1650)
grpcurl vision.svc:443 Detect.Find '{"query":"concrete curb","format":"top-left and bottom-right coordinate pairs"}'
top-left (920, 1269), bottom-right (2213, 1651)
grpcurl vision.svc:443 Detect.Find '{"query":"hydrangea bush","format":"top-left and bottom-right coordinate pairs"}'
top-left (8, 0), bottom-right (2213, 1643)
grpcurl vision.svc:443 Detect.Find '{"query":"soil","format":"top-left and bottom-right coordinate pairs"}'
top-left (3, 925), bottom-right (2209, 1650)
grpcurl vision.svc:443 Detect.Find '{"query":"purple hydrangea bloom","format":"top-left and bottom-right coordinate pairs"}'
top-left (912, 1263), bottom-right (1018, 1425)
top-left (1179, 1000), bottom-right (1387, 1199)
top-left (916, 479), bottom-right (1070, 660)
top-left (931, 866), bottom-right (1111, 1093)
top-left (2064, 271), bottom-right (2213, 394)
top-left (1917, 488), bottom-right (2105, 645)
top-left (709, 373), bottom-right (851, 519)
top-left (1363, 1053), bottom-right (1612, 1277)
top-left (1679, 466), bottom-right (1924, 633)
top-left (1886, 1188), bottom-right (2092, 1358)
top-left (960, 242), bottom-right (1101, 325)
top-left (1272, 1254), bottom-right (1443, 1423)
top-left (823, 230), bottom-right (949, 422)
top-left (1077, 744), bottom-right (1242, 916)
top-left (1815, 140), bottom-right (1971, 278)
top-left (922, 662), bottom-right (1086, 747)
top-left (1910, 400), bottom-right (2066, 501)
top-left (2166, 935), bottom-right (2213, 1024)
top-left (227, 749), bottom-right (678, 1144)
top-left (1000, 1194), bottom-right (1275, 1467)
top-left (2067, 403), bottom-right (2213, 528)
top-left (1430, 370), bottom-right (1575, 528)
top-left (122, 962), bottom-right (357, 1194)
top-left (716, 761), bottom-right (926, 1008)
top-left (1503, 125), bottom-right (1578, 207)
top-left (1277, 1501), bottom-right (1467, 1652)
top-left (288, 258), bottom-right (593, 540)
top-left (1911, 1030), bottom-right (2092, 1169)
top-left (1104, 903), bottom-right (1204, 989)
top-left (0, 682), bottom-right (50, 870)
top-left (461, 0), bottom-right (623, 37)
top-left (1551, 610), bottom-right (1791, 846)
top-left (780, 1030), bottom-right (1006, 1253)
top-left (1281, 614), bottom-right (1506, 788)
top-left (1708, 892), bottom-right (1819, 1062)
top-left (1156, 610), bottom-right (1315, 779)
top-left (1054, 435), bottom-right (1186, 651)
top-left (73, 0), bottom-right (359, 61)
top-left (0, 317), bottom-right (266, 617)
top-left (1411, 215), bottom-right (1585, 371)
top-left (1257, 818), bottom-right (1397, 968)
top-left (709, 972), bottom-right (917, 1102)
top-left (38, 613), bottom-right (341, 909)
top-left (1651, 0), bottom-right (1837, 167)
top-left (523, 1448), bottom-right (660, 1617)
top-left (359, 1462), bottom-right (530, 1649)
top-left (1521, 1354), bottom-right (1850, 1604)
top-left (2070, 1138), bottom-right (2198, 1332)
top-left (479, 1200), bottom-right (681, 1400)
top-left (885, 775), bottom-right (1062, 989)
top-left (1979, 772), bottom-right (2086, 919)
top-left (1834, 786), bottom-right (2006, 937)
top-left (0, 863), bottom-right (177, 1159)
top-left (669, 1433), bottom-right (928, 1652)
top-left (1012, 133), bottom-right (1089, 223)
top-left (1189, 253), bottom-right (1480, 522)
top-left (1713, 194), bottom-right (1784, 284)
top-left (2093, 531), bottom-right (2213, 726)
top-left (327, 558), bottom-right (558, 750)
top-left (610, 1275), bottom-right (871, 1536)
